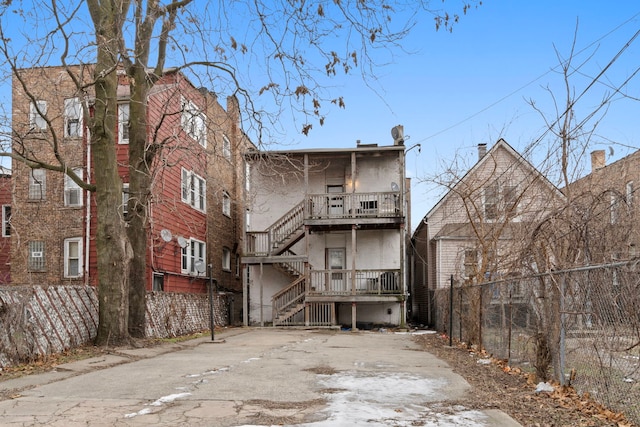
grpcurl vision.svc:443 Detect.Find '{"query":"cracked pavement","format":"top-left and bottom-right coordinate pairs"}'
top-left (0, 328), bottom-right (521, 426)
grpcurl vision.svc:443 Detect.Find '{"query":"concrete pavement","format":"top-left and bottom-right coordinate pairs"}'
top-left (0, 328), bottom-right (521, 426)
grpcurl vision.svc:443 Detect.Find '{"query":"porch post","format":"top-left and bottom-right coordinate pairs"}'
top-left (352, 302), bottom-right (357, 330)
top-left (351, 224), bottom-right (357, 295)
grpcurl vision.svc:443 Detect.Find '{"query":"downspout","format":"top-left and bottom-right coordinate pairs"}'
top-left (84, 102), bottom-right (91, 286)
top-left (399, 149), bottom-right (406, 327)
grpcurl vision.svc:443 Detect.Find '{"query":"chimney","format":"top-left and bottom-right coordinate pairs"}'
top-left (478, 143), bottom-right (487, 161)
top-left (591, 150), bottom-right (606, 172)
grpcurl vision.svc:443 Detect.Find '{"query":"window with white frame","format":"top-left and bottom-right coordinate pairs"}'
top-left (181, 238), bottom-right (206, 275)
top-left (64, 98), bottom-right (83, 138)
top-left (118, 103), bottom-right (130, 144)
top-left (29, 100), bottom-right (47, 130)
top-left (222, 134), bottom-right (231, 160)
top-left (222, 247), bottom-right (231, 271)
top-left (181, 98), bottom-right (206, 147)
top-left (610, 192), bottom-right (617, 224)
top-left (64, 168), bottom-right (83, 207)
top-left (28, 241), bottom-right (45, 271)
top-left (222, 191), bottom-right (231, 216)
top-left (29, 168), bottom-right (46, 200)
top-left (2, 205), bottom-right (10, 237)
top-left (122, 183), bottom-right (130, 217)
top-left (181, 168), bottom-right (206, 211)
top-left (64, 237), bottom-right (83, 278)
top-left (626, 181), bottom-right (634, 207)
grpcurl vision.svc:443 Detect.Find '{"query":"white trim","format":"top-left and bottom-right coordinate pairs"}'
top-left (181, 237), bottom-right (206, 275)
top-left (64, 237), bottom-right (83, 278)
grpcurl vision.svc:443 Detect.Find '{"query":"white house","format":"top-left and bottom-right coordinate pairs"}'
top-left (410, 139), bottom-right (564, 324)
top-left (242, 139), bottom-right (409, 329)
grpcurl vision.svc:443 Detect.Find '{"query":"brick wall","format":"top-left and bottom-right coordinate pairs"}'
top-left (0, 285), bottom-right (228, 367)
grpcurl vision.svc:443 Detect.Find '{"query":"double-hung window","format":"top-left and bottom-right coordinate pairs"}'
top-left (64, 238), bottom-right (83, 278)
top-left (1, 205), bottom-right (10, 237)
top-left (64, 168), bottom-right (83, 207)
top-left (118, 103), bottom-right (130, 144)
top-left (181, 98), bottom-right (206, 147)
top-left (222, 135), bottom-right (231, 160)
top-left (29, 169), bottom-right (46, 200)
top-left (29, 100), bottom-right (47, 130)
top-left (181, 168), bottom-right (206, 211)
top-left (64, 98), bottom-right (83, 138)
top-left (181, 238), bottom-right (206, 275)
top-left (222, 247), bottom-right (231, 271)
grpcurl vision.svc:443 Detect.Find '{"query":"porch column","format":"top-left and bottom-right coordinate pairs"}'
top-left (352, 302), bottom-right (357, 330)
top-left (351, 224), bottom-right (357, 295)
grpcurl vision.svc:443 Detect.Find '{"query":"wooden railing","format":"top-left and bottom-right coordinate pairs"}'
top-left (309, 269), bottom-right (401, 295)
top-left (246, 201), bottom-right (305, 256)
top-left (307, 191), bottom-right (401, 219)
top-left (272, 275), bottom-right (307, 325)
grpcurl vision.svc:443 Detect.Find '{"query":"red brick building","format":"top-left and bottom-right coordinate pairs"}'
top-left (7, 65), bottom-right (252, 322)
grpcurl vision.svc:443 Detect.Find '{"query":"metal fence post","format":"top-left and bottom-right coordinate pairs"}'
top-left (449, 275), bottom-right (453, 347)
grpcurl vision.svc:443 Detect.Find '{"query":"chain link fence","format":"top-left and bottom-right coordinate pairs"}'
top-left (433, 260), bottom-right (640, 425)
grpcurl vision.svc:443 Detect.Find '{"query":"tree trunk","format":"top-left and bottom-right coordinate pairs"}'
top-left (126, 64), bottom-right (153, 338)
top-left (90, 0), bottom-right (133, 346)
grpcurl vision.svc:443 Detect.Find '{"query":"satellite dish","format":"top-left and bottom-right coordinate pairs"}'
top-left (391, 182), bottom-right (399, 192)
top-left (160, 229), bottom-right (172, 242)
top-left (391, 125), bottom-right (404, 145)
top-left (194, 260), bottom-right (206, 274)
top-left (177, 236), bottom-right (188, 248)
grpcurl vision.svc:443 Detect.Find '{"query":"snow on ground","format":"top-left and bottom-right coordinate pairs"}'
top-left (239, 369), bottom-right (489, 427)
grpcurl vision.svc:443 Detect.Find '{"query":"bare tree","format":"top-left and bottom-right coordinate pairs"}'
top-left (0, 0), bottom-right (479, 344)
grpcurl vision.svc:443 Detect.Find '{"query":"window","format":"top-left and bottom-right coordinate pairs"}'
top-left (181, 168), bottom-right (206, 211)
top-left (484, 184), bottom-right (499, 220)
top-left (118, 103), bottom-right (130, 144)
top-left (627, 181), bottom-right (634, 207)
top-left (64, 98), bottom-right (83, 138)
top-left (503, 185), bottom-right (518, 214)
top-left (464, 248), bottom-right (477, 279)
top-left (181, 98), bottom-right (206, 147)
top-left (29, 100), bottom-right (47, 130)
top-left (610, 192), bottom-right (617, 224)
top-left (28, 241), bottom-right (45, 271)
top-left (122, 183), bottom-right (130, 217)
top-left (222, 191), bottom-right (231, 216)
top-left (152, 273), bottom-right (164, 291)
top-left (181, 238), bottom-right (206, 275)
top-left (64, 168), bottom-right (83, 207)
top-left (222, 247), bottom-right (231, 271)
top-left (484, 183), bottom-right (517, 220)
top-left (223, 135), bottom-right (231, 160)
top-left (29, 169), bottom-right (46, 200)
top-left (235, 254), bottom-right (240, 277)
top-left (2, 205), bottom-right (10, 237)
top-left (64, 238), bottom-right (83, 278)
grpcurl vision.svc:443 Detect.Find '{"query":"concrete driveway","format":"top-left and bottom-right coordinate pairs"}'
top-left (0, 328), bottom-right (520, 426)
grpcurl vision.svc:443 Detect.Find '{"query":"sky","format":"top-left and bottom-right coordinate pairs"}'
top-left (276, 1), bottom-right (640, 231)
top-left (1, 1), bottom-right (639, 232)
